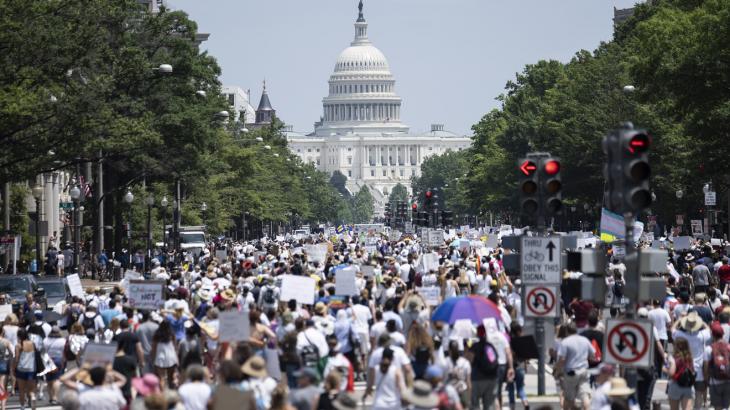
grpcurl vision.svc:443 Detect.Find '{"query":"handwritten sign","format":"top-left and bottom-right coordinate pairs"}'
top-left (335, 267), bottom-right (358, 296)
top-left (127, 280), bottom-right (164, 310)
top-left (218, 310), bottom-right (251, 342)
top-left (0, 305), bottom-right (12, 321)
top-left (360, 265), bottom-right (375, 278)
top-left (304, 244), bottom-right (328, 263)
top-left (417, 287), bottom-right (441, 306)
top-left (674, 236), bottom-right (692, 251)
top-left (66, 274), bottom-right (84, 299)
top-left (280, 274), bottom-right (316, 305)
top-left (420, 253), bottom-right (439, 272)
top-left (83, 342), bottom-right (117, 368)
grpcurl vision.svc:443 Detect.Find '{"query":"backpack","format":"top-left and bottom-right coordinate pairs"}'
top-left (613, 281), bottom-right (625, 298)
top-left (590, 338), bottom-right (602, 365)
top-left (475, 341), bottom-right (499, 376)
top-left (673, 357), bottom-right (696, 387)
top-left (710, 341), bottom-right (730, 380)
top-left (436, 386), bottom-right (453, 410)
top-left (263, 287), bottom-right (276, 305)
top-left (82, 313), bottom-right (98, 332)
top-left (300, 332), bottom-right (320, 369)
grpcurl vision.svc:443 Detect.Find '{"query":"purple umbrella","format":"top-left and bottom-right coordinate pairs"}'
top-left (431, 295), bottom-right (503, 325)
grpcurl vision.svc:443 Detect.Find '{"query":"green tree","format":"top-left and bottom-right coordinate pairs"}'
top-left (329, 171), bottom-right (350, 198)
top-left (388, 183), bottom-right (409, 204)
top-left (412, 150), bottom-right (472, 213)
top-left (351, 186), bottom-right (374, 224)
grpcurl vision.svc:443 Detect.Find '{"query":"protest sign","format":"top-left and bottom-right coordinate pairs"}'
top-left (127, 280), bottom-right (165, 310)
top-left (420, 253), bottom-right (439, 272)
top-left (674, 236), bottom-right (692, 251)
top-left (0, 305), bottom-right (12, 321)
top-left (485, 234), bottom-right (499, 249)
top-left (66, 273), bottom-right (85, 298)
top-left (691, 220), bottom-right (703, 236)
top-left (265, 347), bottom-right (281, 381)
top-left (218, 310), bottom-right (251, 342)
top-left (304, 244), bottom-right (328, 263)
top-left (83, 342), bottom-right (118, 367)
top-left (417, 287), bottom-right (441, 306)
top-left (216, 249), bottom-right (227, 261)
top-left (280, 275), bottom-right (316, 305)
top-left (360, 265), bottom-right (375, 278)
top-left (335, 267), bottom-right (358, 296)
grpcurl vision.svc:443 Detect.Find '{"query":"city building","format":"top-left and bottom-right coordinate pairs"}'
top-left (284, 1), bottom-right (470, 214)
top-left (251, 81), bottom-right (276, 129)
top-left (222, 86), bottom-right (256, 124)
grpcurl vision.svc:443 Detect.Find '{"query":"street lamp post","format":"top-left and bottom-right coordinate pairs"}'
top-left (160, 196), bottom-right (168, 248)
top-left (201, 202), bottom-right (208, 228)
top-left (145, 194), bottom-right (154, 274)
top-left (124, 190), bottom-right (134, 268)
top-left (70, 184), bottom-right (81, 274)
top-left (676, 189), bottom-right (684, 233)
top-left (31, 185), bottom-right (43, 273)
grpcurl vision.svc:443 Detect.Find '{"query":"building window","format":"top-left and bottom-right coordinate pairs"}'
top-left (400, 170), bottom-right (404, 177)
top-left (316, 149), bottom-right (320, 152)
top-left (297, 149), bottom-right (301, 153)
top-left (371, 170), bottom-right (375, 177)
top-left (316, 159), bottom-right (320, 165)
top-left (307, 148), bottom-right (311, 153)
top-left (429, 147), bottom-right (433, 151)
top-left (347, 157), bottom-right (352, 165)
top-left (411, 170), bottom-right (416, 176)
top-left (347, 147), bottom-right (351, 152)
top-left (348, 170), bottom-right (352, 177)
top-left (382, 170), bottom-right (386, 177)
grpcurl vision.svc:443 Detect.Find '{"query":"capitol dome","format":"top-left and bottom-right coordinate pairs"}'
top-left (316, 0), bottom-right (408, 135)
top-left (335, 45), bottom-right (390, 73)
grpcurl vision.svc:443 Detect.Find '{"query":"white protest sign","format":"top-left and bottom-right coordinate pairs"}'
top-left (280, 274), bottom-right (316, 305)
top-left (417, 287), bottom-right (441, 306)
top-left (712, 238), bottom-right (723, 246)
top-left (690, 220), bottom-right (703, 236)
top-left (389, 230), bottom-right (402, 242)
top-left (420, 253), bottom-right (439, 272)
top-left (66, 274), bottom-right (84, 299)
top-left (485, 234), bottom-right (499, 249)
top-left (674, 236), bottom-right (692, 251)
top-left (218, 310), bottom-right (251, 342)
top-left (215, 249), bottom-right (227, 261)
top-left (127, 280), bottom-right (165, 310)
top-left (0, 305), bottom-right (12, 321)
top-left (83, 342), bottom-right (118, 367)
top-left (360, 265), bottom-right (375, 278)
top-left (427, 229), bottom-right (443, 247)
top-left (613, 244), bottom-right (626, 259)
top-left (520, 236), bottom-right (562, 284)
top-left (304, 244), bottom-right (328, 263)
top-left (335, 267), bottom-right (358, 296)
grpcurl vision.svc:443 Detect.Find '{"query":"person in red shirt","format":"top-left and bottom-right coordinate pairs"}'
top-left (717, 258), bottom-right (730, 289)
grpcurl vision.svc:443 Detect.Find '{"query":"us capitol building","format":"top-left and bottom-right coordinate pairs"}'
top-left (280, 2), bottom-right (471, 211)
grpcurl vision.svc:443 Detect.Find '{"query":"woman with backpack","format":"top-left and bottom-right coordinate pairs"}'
top-left (405, 323), bottom-right (434, 380)
top-left (665, 337), bottom-right (695, 410)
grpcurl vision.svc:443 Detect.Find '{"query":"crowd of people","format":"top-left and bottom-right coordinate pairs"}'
top-left (0, 229), bottom-right (728, 410)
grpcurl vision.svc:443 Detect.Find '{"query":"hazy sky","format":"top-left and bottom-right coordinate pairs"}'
top-left (169, 0), bottom-right (639, 135)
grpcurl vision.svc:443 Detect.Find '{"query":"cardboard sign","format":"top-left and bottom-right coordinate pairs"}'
top-left (218, 310), bottom-right (251, 342)
top-left (67, 273), bottom-right (85, 299)
top-left (304, 244), bottom-right (328, 263)
top-left (82, 342), bottom-right (118, 367)
top-left (0, 305), bottom-right (12, 321)
top-left (280, 274), bottom-right (316, 305)
top-left (485, 234), bottom-right (499, 249)
top-left (416, 286), bottom-right (441, 306)
top-left (127, 280), bottom-right (165, 310)
top-left (335, 267), bottom-right (358, 296)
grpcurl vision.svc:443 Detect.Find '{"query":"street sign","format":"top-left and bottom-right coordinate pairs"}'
top-left (520, 236), bottom-right (562, 284)
top-left (60, 202), bottom-right (73, 210)
top-left (604, 319), bottom-right (653, 368)
top-left (706, 191), bottom-right (717, 206)
top-left (524, 285), bottom-right (559, 318)
top-left (691, 220), bottom-right (703, 236)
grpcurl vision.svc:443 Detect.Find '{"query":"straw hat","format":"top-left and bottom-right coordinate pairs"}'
top-left (402, 380), bottom-right (440, 408)
top-left (241, 356), bottom-right (268, 379)
top-left (219, 289), bottom-right (236, 302)
top-left (132, 374), bottom-right (161, 396)
top-left (606, 377), bottom-right (635, 397)
top-left (314, 302), bottom-right (327, 315)
top-left (678, 311), bottom-right (704, 332)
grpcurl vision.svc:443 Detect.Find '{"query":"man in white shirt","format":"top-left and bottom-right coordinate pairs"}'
top-left (78, 367), bottom-right (126, 410)
top-left (178, 365), bottom-right (211, 410)
top-left (647, 299), bottom-right (671, 348)
top-left (296, 320), bottom-right (329, 359)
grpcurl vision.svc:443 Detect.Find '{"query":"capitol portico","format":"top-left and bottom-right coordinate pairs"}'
top-left (285, 1), bottom-right (470, 213)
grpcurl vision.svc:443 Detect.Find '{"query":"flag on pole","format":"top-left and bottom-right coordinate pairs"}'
top-left (78, 175), bottom-right (92, 198)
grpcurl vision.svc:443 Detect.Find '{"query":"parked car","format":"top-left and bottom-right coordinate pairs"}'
top-left (35, 277), bottom-right (70, 309)
top-left (0, 274), bottom-right (47, 312)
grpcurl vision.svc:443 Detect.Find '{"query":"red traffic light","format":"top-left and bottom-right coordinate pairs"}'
top-left (412, 203), bottom-right (418, 210)
top-left (544, 160), bottom-right (560, 175)
top-left (628, 133), bottom-right (650, 154)
top-left (425, 190), bottom-right (433, 199)
top-left (520, 160), bottom-right (537, 176)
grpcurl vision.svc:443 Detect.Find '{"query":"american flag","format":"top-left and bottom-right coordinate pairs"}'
top-left (78, 175), bottom-right (92, 198)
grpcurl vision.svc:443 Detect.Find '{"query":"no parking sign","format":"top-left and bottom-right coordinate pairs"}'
top-left (523, 285), bottom-right (559, 318)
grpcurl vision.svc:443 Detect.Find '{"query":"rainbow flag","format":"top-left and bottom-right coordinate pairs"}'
top-left (600, 208), bottom-right (624, 243)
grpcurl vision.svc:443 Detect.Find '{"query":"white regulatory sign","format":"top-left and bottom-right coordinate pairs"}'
top-left (520, 236), bottom-right (562, 284)
top-left (604, 318), bottom-right (653, 368)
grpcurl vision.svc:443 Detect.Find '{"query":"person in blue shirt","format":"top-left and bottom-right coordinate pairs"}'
top-left (165, 301), bottom-right (189, 341)
top-left (100, 299), bottom-right (124, 327)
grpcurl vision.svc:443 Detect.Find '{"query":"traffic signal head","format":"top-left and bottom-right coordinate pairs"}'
top-left (620, 129), bottom-right (652, 212)
top-left (518, 158), bottom-right (540, 217)
top-left (425, 190), bottom-right (433, 199)
top-left (441, 210), bottom-right (454, 227)
top-left (412, 203), bottom-right (418, 211)
top-left (541, 157), bottom-right (563, 216)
